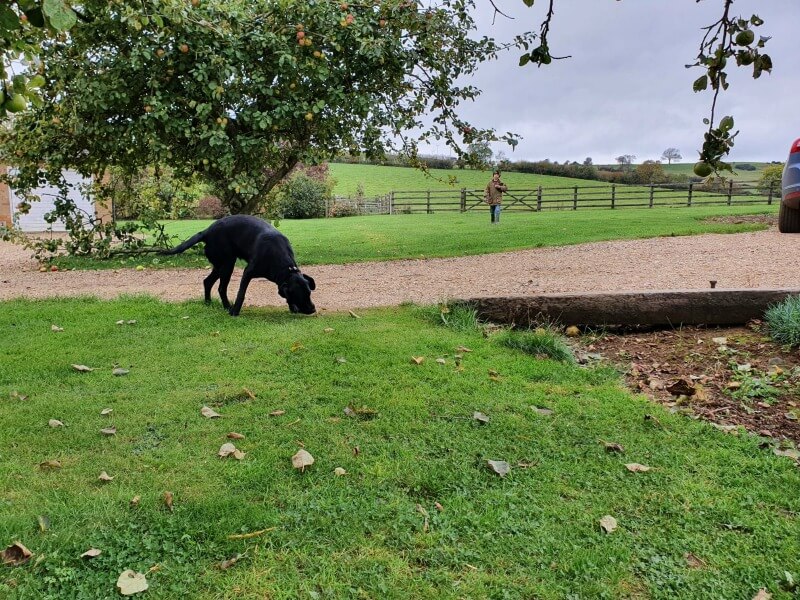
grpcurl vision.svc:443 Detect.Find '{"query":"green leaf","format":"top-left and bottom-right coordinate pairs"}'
top-left (522, 0), bottom-right (535, 6)
top-left (692, 75), bottom-right (708, 92)
top-left (518, 53), bottom-right (530, 67)
top-left (28, 75), bottom-right (45, 88)
top-left (719, 116), bottom-right (734, 132)
top-left (43, 0), bottom-right (77, 32)
top-left (0, 5), bottom-right (20, 33)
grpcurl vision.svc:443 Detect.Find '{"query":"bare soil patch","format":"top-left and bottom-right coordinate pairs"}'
top-left (581, 323), bottom-right (800, 447)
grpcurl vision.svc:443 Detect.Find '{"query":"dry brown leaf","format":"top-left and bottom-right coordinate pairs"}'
top-left (71, 364), bottom-right (94, 372)
top-left (98, 471), bottom-right (114, 482)
top-left (773, 447), bottom-right (800, 460)
top-left (532, 406), bottom-right (554, 416)
top-left (1, 541), bottom-right (33, 566)
top-left (37, 515), bottom-right (50, 532)
top-left (227, 432), bottom-right (246, 440)
top-left (232, 449), bottom-right (246, 461)
top-left (39, 459), bottom-right (62, 470)
top-left (112, 368), bottom-right (130, 377)
top-left (201, 406), bottom-right (221, 418)
top-left (100, 408), bottom-right (113, 416)
top-left (486, 460), bottom-right (511, 477)
top-left (684, 552), bottom-right (707, 569)
top-left (565, 325), bottom-right (580, 337)
top-left (473, 411), bottom-right (490, 424)
top-left (753, 589), bottom-right (772, 600)
top-left (291, 448), bottom-right (314, 471)
top-left (410, 356), bottom-right (424, 365)
top-left (625, 463), bottom-right (651, 473)
top-left (218, 443), bottom-right (237, 458)
top-left (100, 427), bottom-right (117, 436)
top-left (130, 495), bottom-right (141, 508)
top-left (117, 570), bottom-right (148, 596)
top-left (335, 357), bottom-right (347, 364)
top-left (726, 380), bottom-right (742, 390)
top-left (602, 441), bottom-right (625, 454)
top-left (599, 515), bottom-right (618, 533)
top-left (334, 467), bottom-right (347, 476)
top-left (666, 379), bottom-right (695, 397)
top-left (48, 419), bottom-right (64, 428)
top-left (435, 358), bottom-right (446, 365)
top-left (348, 310), bottom-right (361, 319)
top-left (81, 548), bottom-right (102, 559)
top-left (243, 388), bottom-right (256, 400)
top-left (290, 341), bottom-right (305, 352)
top-left (269, 410), bottom-right (286, 417)
top-left (323, 327), bottom-right (334, 333)
top-left (434, 502), bottom-right (444, 512)
top-left (353, 445), bottom-right (361, 457)
top-left (456, 346), bottom-right (472, 353)
top-left (51, 324), bottom-right (64, 332)
top-left (163, 491), bottom-right (174, 512)
top-left (218, 554), bottom-right (243, 570)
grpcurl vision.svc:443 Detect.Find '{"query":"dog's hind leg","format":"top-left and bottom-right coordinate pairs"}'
top-left (229, 265), bottom-right (255, 316)
top-left (203, 267), bottom-right (220, 304)
top-left (217, 262), bottom-right (236, 310)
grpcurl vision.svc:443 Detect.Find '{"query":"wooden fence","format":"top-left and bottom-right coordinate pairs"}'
top-left (380, 181), bottom-right (777, 215)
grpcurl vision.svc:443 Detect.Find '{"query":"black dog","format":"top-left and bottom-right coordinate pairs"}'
top-left (162, 215), bottom-right (316, 316)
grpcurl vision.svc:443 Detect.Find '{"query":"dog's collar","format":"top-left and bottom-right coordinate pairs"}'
top-left (279, 265), bottom-right (301, 285)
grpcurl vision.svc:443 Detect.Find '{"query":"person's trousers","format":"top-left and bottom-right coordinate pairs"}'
top-left (490, 204), bottom-right (501, 223)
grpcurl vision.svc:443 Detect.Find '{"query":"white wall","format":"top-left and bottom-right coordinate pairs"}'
top-left (10, 170), bottom-right (94, 232)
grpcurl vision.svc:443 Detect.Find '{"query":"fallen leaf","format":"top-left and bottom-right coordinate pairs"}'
top-left (291, 448), bottom-right (315, 471)
top-left (648, 377), bottom-right (665, 390)
top-left (81, 548), bottom-right (102, 559)
top-left (323, 327), bottom-right (334, 333)
top-left (9, 391), bottom-right (28, 402)
top-left (726, 381), bottom-right (741, 390)
top-left (227, 432), bottom-right (245, 440)
top-left (218, 554), bottom-right (243, 570)
top-left (117, 570), bottom-right (148, 596)
top-left (666, 379), bottom-right (695, 397)
top-left (218, 443), bottom-right (237, 458)
top-left (436, 358), bottom-right (446, 365)
top-left (434, 502), bottom-right (444, 512)
top-left (711, 337), bottom-right (727, 345)
top-left (684, 552), bottom-right (707, 569)
top-left (51, 324), bottom-right (64, 332)
top-left (565, 325), bottom-right (580, 337)
top-left (242, 387), bottom-right (256, 400)
top-left (290, 341), bottom-right (305, 352)
top-left (344, 405), bottom-right (379, 420)
top-left (625, 463), bottom-right (651, 473)
top-left (100, 427), bottom-right (117, 436)
top-left (98, 471), bottom-right (114, 482)
top-left (473, 411), bottom-right (490, 424)
top-left (39, 459), bottom-right (62, 470)
top-left (100, 408), bottom-right (113, 416)
top-left (352, 445), bottom-right (360, 457)
top-left (486, 460), bottom-right (511, 477)
top-left (711, 423), bottom-right (739, 434)
top-left (411, 356), bottom-right (424, 365)
top-left (37, 515), bottom-right (50, 532)
top-left (201, 406), bottom-right (221, 419)
top-left (335, 357), bottom-right (347, 364)
top-left (269, 410), bottom-right (285, 417)
top-left (163, 491), bottom-right (174, 512)
top-left (127, 320), bottom-right (137, 325)
top-left (348, 310), bottom-right (361, 319)
top-left (71, 364), bottom-right (94, 372)
top-left (130, 495), bottom-right (141, 507)
top-left (752, 589), bottom-right (772, 600)
top-left (116, 320), bottom-right (125, 325)
top-left (602, 441), bottom-right (625, 454)
top-left (1, 541), bottom-right (33, 566)
top-left (48, 419), bottom-right (64, 428)
top-left (227, 527), bottom-right (276, 540)
top-left (599, 515), bottom-right (618, 533)
top-left (773, 447), bottom-right (800, 460)
top-left (737, 363), bottom-right (752, 372)
top-left (232, 449), bottom-right (246, 460)
top-left (456, 346), bottom-right (472, 353)
top-left (334, 467), bottom-right (347, 476)
top-left (531, 406), bottom-right (553, 416)
top-left (112, 368), bottom-right (130, 376)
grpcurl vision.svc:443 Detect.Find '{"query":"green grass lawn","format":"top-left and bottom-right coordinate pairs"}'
top-left (52, 204), bottom-right (777, 271)
top-left (1, 297), bottom-right (798, 598)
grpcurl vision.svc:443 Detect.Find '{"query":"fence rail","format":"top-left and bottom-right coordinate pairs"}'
top-left (380, 181), bottom-right (776, 215)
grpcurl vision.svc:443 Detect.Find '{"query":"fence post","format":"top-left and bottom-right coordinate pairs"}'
top-left (426, 190), bottom-right (431, 214)
top-left (727, 180), bottom-right (733, 205)
top-left (389, 192), bottom-right (394, 215)
top-left (611, 184), bottom-right (615, 210)
top-left (649, 184), bottom-right (654, 208)
top-left (767, 181), bottom-right (774, 205)
top-left (687, 183), bottom-right (693, 207)
top-left (536, 186), bottom-right (542, 212)
top-left (460, 188), bottom-right (466, 212)
top-left (573, 186), bottom-right (579, 210)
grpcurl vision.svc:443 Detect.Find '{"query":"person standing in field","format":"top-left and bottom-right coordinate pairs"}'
top-left (485, 170), bottom-right (508, 224)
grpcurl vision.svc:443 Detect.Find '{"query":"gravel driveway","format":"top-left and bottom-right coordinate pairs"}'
top-left (2, 228), bottom-right (800, 312)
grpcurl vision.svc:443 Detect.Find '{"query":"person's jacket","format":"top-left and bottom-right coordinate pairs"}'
top-left (485, 180), bottom-right (508, 205)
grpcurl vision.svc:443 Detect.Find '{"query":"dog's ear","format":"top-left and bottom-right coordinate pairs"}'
top-left (277, 284), bottom-right (286, 298)
top-left (303, 274), bottom-right (316, 290)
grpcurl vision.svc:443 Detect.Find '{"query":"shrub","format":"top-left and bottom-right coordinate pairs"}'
top-left (495, 327), bottom-right (575, 363)
top-left (279, 173), bottom-right (332, 219)
top-left (735, 163), bottom-right (757, 171)
top-left (328, 201), bottom-right (361, 218)
top-left (419, 301), bottom-right (481, 332)
top-left (766, 295), bottom-right (800, 347)
top-left (757, 164), bottom-right (783, 194)
top-left (196, 195), bottom-right (226, 219)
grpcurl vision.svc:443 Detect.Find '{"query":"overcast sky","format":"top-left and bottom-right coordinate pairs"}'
top-left (422, 0), bottom-right (798, 165)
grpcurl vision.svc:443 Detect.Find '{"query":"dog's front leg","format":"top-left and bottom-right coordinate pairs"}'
top-left (229, 268), bottom-right (255, 316)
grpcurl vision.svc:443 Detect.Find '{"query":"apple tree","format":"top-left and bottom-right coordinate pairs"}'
top-left (2, 0), bottom-right (532, 216)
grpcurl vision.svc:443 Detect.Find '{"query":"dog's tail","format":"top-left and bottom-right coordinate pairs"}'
top-left (160, 230), bottom-right (206, 256)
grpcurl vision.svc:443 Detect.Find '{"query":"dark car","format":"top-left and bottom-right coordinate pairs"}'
top-left (778, 137), bottom-right (800, 232)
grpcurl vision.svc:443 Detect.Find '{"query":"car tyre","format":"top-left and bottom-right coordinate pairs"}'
top-left (779, 202), bottom-right (800, 233)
